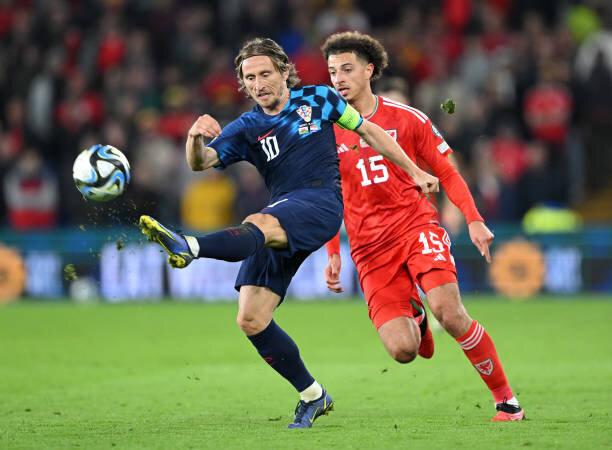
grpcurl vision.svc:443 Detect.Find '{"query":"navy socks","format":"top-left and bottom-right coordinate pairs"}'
top-left (196, 225), bottom-right (314, 392)
top-left (195, 222), bottom-right (265, 262)
top-left (247, 320), bottom-right (315, 392)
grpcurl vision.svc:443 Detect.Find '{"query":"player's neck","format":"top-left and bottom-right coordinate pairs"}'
top-left (351, 91), bottom-right (377, 119)
top-left (261, 88), bottom-right (290, 116)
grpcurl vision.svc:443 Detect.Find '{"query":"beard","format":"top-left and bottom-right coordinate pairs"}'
top-left (254, 85), bottom-right (286, 111)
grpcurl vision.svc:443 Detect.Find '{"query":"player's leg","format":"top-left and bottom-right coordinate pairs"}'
top-left (233, 189), bottom-right (342, 428)
top-left (138, 212), bottom-right (283, 268)
top-left (374, 299), bottom-right (434, 362)
top-left (242, 213), bottom-right (288, 248)
top-left (378, 316), bottom-right (420, 363)
top-left (411, 296), bottom-right (435, 359)
top-left (410, 224), bottom-right (524, 420)
top-left (361, 264), bottom-right (428, 363)
top-left (182, 212), bottom-right (287, 261)
top-left (237, 285), bottom-right (323, 399)
top-left (421, 271), bottom-right (524, 421)
top-left (420, 276), bottom-right (471, 337)
top-left (236, 260), bottom-right (333, 429)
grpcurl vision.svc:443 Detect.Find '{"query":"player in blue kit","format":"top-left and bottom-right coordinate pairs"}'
top-left (139, 38), bottom-right (438, 428)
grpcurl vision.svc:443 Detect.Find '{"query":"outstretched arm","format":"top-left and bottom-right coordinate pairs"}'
top-left (412, 113), bottom-right (494, 263)
top-left (324, 233), bottom-right (343, 293)
top-left (355, 120), bottom-right (439, 194)
top-left (186, 114), bottom-right (221, 171)
top-left (430, 155), bottom-right (494, 262)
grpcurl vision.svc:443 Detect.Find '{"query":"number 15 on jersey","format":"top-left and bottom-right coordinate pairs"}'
top-left (356, 155), bottom-right (389, 186)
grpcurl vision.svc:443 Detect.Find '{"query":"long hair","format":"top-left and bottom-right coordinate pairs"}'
top-left (321, 31), bottom-right (389, 80)
top-left (234, 37), bottom-right (300, 94)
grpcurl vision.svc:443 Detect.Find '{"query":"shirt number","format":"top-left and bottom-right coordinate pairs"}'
top-left (419, 231), bottom-right (445, 254)
top-left (356, 155), bottom-right (389, 186)
top-left (260, 136), bottom-right (280, 161)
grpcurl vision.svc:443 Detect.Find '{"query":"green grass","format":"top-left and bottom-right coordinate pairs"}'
top-left (1, 296), bottom-right (611, 449)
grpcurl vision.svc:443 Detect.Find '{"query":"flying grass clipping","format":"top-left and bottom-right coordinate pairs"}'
top-left (441, 98), bottom-right (456, 114)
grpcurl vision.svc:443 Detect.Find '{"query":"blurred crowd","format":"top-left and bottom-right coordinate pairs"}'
top-left (1, 0), bottom-right (611, 232)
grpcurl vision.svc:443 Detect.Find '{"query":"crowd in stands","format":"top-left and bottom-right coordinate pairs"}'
top-left (1, 0), bottom-right (611, 232)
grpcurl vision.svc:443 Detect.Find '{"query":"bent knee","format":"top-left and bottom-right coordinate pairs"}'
top-left (386, 342), bottom-right (418, 364)
top-left (243, 213), bottom-right (278, 230)
top-left (242, 213), bottom-right (287, 248)
top-left (236, 312), bottom-right (268, 336)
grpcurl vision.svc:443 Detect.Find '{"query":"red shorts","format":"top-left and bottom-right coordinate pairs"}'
top-left (358, 224), bottom-right (458, 329)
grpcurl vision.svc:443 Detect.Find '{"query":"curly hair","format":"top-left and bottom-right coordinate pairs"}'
top-left (321, 31), bottom-right (389, 80)
top-left (234, 37), bottom-right (300, 94)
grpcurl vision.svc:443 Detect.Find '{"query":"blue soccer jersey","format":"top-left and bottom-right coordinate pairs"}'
top-left (208, 85), bottom-right (362, 198)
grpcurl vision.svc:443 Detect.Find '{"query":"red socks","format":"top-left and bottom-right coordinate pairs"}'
top-left (456, 320), bottom-right (513, 404)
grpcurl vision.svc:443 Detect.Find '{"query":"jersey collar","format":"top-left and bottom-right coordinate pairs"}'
top-left (363, 95), bottom-right (379, 120)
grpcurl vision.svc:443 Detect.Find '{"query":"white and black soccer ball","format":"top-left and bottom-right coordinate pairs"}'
top-left (73, 144), bottom-right (131, 202)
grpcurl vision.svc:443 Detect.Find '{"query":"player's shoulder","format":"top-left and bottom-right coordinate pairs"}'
top-left (292, 84), bottom-right (339, 100)
top-left (217, 111), bottom-right (254, 137)
top-left (297, 84), bottom-right (336, 94)
top-left (241, 103), bottom-right (263, 118)
top-left (235, 104), bottom-right (269, 125)
top-left (378, 96), bottom-right (430, 125)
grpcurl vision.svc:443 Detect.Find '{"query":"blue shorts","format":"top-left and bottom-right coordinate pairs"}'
top-left (235, 187), bottom-right (343, 301)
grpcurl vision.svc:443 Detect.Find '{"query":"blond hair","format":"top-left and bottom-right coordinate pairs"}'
top-left (235, 37), bottom-right (300, 93)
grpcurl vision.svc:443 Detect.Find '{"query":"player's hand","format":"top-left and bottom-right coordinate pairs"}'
top-left (413, 170), bottom-right (439, 194)
top-left (468, 221), bottom-right (494, 263)
top-left (188, 114), bottom-right (222, 140)
top-left (324, 253), bottom-right (344, 293)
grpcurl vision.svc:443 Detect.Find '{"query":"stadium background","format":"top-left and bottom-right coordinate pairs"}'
top-left (1, 0), bottom-right (611, 301)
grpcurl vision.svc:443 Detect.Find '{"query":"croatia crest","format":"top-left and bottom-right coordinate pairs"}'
top-left (296, 105), bottom-right (312, 123)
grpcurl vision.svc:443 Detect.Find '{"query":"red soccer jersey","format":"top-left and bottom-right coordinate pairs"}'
top-left (332, 96), bottom-right (460, 269)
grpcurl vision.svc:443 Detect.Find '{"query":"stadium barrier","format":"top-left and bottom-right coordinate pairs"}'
top-left (0, 226), bottom-right (610, 302)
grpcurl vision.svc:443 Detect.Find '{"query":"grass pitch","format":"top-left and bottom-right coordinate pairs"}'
top-left (1, 296), bottom-right (611, 449)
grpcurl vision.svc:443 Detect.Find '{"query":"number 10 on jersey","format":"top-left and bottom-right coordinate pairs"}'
top-left (356, 155), bottom-right (389, 186)
top-left (260, 136), bottom-right (280, 161)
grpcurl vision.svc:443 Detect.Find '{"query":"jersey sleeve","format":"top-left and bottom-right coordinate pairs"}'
top-left (318, 85), bottom-right (363, 130)
top-left (414, 117), bottom-right (452, 159)
top-left (207, 117), bottom-right (249, 168)
top-left (325, 232), bottom-right (341, 256)
top-left (413, 117), bottom-right (483, 224)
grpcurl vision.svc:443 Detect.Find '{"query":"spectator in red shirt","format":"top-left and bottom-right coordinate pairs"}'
top-left (3, 149), bottom-right (58, 230)
top-left (524, 61), bottom-right (572, 145)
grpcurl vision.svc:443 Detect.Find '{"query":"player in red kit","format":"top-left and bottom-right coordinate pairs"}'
top-left (321, 31), bottom-right (525, 421)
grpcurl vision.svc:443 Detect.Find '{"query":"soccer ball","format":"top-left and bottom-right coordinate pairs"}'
top-left (73, 144), bottom-right (131, 202)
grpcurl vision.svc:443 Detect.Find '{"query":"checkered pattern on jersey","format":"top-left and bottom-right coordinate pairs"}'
top-left (287, 85), bottom-right (347, 137)
top-left (209, 85), bottom-right (348, 198)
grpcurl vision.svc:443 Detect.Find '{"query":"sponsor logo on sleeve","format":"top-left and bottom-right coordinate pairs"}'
top-left (431, 123), bottom-right (443, 138)
top-left (431, 123), bottom-right (450, 153)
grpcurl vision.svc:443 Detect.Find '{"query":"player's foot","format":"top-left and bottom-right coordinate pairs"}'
top-left (287, 389), bottom-right (334, 429)
top-left (138, 215), bottom-right (194, 268)
top-left (411, 299), bottom-right (435, 359)
top-left (492, 400), bottom-right (525, 422)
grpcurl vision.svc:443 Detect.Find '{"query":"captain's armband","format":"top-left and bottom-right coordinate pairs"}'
top-left (336, 103), bottom-right (363, 131)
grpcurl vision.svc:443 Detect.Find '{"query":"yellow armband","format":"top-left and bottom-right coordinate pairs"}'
top-left (336, 103), bottom-right (363, 131)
